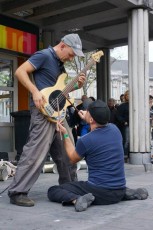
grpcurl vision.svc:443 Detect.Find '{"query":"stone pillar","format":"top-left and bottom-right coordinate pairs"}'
top-left (128, 8), bottom-right (151, 164)
top-left (96, 48), bottom-right (111, 102)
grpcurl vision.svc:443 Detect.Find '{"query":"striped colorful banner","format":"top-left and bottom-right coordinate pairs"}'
top-left (0, 24), bottom-right (37, 55)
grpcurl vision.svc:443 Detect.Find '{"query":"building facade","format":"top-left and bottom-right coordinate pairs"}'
top-left (0, 14), bottom-right (39, 160)
top-left (70, 59), bottom-right (153, 103)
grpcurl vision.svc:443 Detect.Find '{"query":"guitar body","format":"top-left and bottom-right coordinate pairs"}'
top-left (40, 73), bottom-right (74, 123)
top-left (39, 50), bottom-right (104, 123)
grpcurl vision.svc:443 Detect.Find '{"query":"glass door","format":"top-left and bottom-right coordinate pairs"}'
top-left (0, 54), bottom-right (18, 160)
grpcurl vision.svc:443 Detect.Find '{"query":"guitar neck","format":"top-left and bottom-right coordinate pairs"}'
top-left (62, 58), bottom-right (95, 96)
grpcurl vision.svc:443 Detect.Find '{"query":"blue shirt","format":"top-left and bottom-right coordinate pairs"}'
top-left (76, 123), bottom-right (126, 189)
top-left (28, 46), bottom-right (64, 106)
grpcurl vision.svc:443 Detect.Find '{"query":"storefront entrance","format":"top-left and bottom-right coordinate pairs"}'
top-left (0, 53), bottom-right (18, 160)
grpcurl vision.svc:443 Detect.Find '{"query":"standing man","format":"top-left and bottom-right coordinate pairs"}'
top-left (107, 97), bottom-right (119, 125)
top-left (8, 33), bottom-right (86, 207)
top-left (117, 90), bottom-right (129, 160)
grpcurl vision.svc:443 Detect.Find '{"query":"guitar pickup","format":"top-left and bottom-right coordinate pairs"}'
top-left (44, 105), bottom-right (54, 117)
top-left (57, 110), bottom-right (66, 120)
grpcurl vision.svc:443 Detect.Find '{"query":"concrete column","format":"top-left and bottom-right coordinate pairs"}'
top-left (96, 48), bottom-right (111, 102)
top-left (42, 31), bottom-right (56, 48)
top-left (128, 8), bottom-right (151, 164)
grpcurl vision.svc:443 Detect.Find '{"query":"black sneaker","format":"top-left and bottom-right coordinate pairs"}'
top-left (75, 193), bottom-right (95, 212)
top-left (10, 194), bottom-right (35, 207)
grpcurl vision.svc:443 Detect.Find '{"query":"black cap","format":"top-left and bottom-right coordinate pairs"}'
top-left (149, 95), bottom-right (153, 100)
top-left (83, 98), bottom-right (93, 110)
top-left (88, 100), bottom-right (110, 125)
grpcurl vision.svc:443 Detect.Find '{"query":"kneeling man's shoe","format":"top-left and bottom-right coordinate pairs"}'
top-left (124, 187), bottom-right (148, 200)
top-left (10, 194), bottom-right (35, 207)
top-left (75, 193), bottom-right (95, 212)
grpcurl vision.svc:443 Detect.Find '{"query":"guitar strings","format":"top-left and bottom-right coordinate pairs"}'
top-left (48, 59), bottom-right (95, 110)
top-left (48, 59), bottom-right (94, 111)
top-left (47, 76), bottom-right (79, 111)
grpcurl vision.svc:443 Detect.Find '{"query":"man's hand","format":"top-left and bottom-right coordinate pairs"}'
top-left (32, 91), bottom-right (47, 109)
top-left (57, 121), bottom-right (81, 164)
top-left (78, 110), bottom-right (86, 120)
top-left (57, 121), bottom-right (67, 134)
top-left (78, 73), bottom-right (86, 88)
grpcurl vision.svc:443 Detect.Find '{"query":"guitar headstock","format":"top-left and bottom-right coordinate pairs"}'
top-left (91, 50), bottom-right (104, 63)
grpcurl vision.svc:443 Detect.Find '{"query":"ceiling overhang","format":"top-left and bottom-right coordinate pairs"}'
top-left (0, 0), bottom-right (153, 52)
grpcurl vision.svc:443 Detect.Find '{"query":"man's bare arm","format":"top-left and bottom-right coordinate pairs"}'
top-left (15, 61), bottom-right (46, 108)
top-left (57, 122), bottom-right (82, 163)
top-left (62, 136), bottom-right (81, 163)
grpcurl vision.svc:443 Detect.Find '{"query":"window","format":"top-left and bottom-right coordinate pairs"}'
top-left (0, 59), bottom-right (14, 122)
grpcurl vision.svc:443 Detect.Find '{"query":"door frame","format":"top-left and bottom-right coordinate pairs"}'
top-left (0, 53), bottom-right (18, 160)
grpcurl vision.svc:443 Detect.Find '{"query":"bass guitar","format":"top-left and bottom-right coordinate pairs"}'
top-left (40, 50), bottom-right (103, 123)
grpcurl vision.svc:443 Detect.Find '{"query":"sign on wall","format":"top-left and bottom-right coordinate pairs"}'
top-left (0, 25), bottom-right (37, 55)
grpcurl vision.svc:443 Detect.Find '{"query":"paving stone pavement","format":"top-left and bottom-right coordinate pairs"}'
top-left (0, 163), bottom-right (153, 230)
